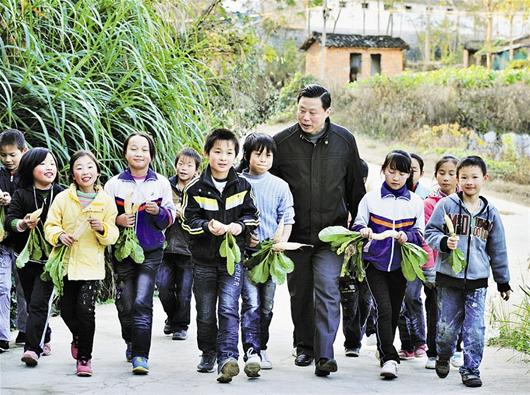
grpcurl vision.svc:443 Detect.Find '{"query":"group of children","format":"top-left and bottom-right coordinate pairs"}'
top-left (0, 126), bottom-right (510, 388)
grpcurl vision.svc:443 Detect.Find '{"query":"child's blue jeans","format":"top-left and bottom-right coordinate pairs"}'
top-left (436, 286), bottom-right (487, 376)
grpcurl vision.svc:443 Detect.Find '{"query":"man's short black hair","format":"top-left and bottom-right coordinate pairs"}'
top-left (242, 133), bottom-right (277, 163)
top-left (0, 129), bottom-right (26, 150)
top-left (457, 155), bottom-right (487, 176)
top-left (297, 84), bottom-right (331, 110)
top-left (204, 128), bottom-right (239, 157)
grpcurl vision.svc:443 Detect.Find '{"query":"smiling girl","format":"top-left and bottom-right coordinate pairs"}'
top-left (352, 150), bottom-right (425, 380)
top-left (6, 147), bottom-right (63, 366)
top-left (104, 133), bottom-right (175, 375)
top-left (44, 150), bottom-right (119, 376)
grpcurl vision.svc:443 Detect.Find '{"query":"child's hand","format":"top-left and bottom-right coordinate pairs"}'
top-left (208, 219), bottom-right (227, 236)
top-left (175, 204), bottom-right (183, 219)
top-left (228, 222), bottom-right (243, 236)
top-left (88, 218), bottom-right (104, 233)
top-left (500, 290), bottom-right (511, 301)
top-left (59, 232), bottom-right (76, 247)
top-left (248, 232), bottom-right (259, 248)
top-left (447, 236), bottom-right (459, 250)
top-left (0, 192), bottom-right (11, 205)
top-left (23, 214), bottom-right (39, 230)
top-left (116, 213), bottom-right (135, 228)
top-left (395, 231), bottom-right (408, 245)
top-left (144, 201), bottom-right (160, 216)
top-left (360, 227), bottom-right (373, 239)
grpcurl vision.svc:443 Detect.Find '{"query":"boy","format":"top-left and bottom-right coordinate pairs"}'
top-left (425, 155), bottom-right (511, 388)
top-left (340, 159), bottom-right (371, 357)
top-left (0, 129), bottom-right (28, 352)
top-left (182, 128), bottom-right (259, 384)
top-left (239, 133), bottom-right (295, 372)
top-left (156, 148), bottom-right (201, 341)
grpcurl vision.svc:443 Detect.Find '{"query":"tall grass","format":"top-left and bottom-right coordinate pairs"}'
top-left (0, 0), bottom-right (214, 179)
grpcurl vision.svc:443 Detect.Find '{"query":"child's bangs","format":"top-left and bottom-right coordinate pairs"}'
top-left (384, 152), bottom-right (411, 174)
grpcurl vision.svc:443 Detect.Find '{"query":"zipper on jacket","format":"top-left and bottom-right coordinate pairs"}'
top-left (463, 214), bottom-right (473, 289)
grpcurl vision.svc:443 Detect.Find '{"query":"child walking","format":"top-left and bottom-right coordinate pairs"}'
top-left (156, 148), bottom-right (201, 340)
top-left (425, 155), bottom-right (511, 388)
top-left (104, 133), bottom-right (176, 375)
top-left (352, 150), bottom-right (424, 380)
top-left (182, 128), bottom-right (259, 384)
top-left (6, 147), bottom-right (63, 366)
top-left (44, 150), bottom-right (119, 376)
top-left (0, 129), bottom-right (27, 352)
top-left (239, 133), bottom-right (294, 372)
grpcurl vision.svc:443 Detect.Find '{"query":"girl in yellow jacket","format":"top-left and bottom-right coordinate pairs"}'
top-left (44, 150), bottom-right (119, 377)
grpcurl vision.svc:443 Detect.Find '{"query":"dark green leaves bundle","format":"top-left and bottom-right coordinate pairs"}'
top-left (16, 227), bottom-right (51, 269)
top-left (244, 240), bottom-right (295, 285)
top-left (400, 243), bottom-right (427, 282)
top-left (220, 233), bottom-right (241, 276)
top-left (319, 226), bottom-right (367, 281)
top-left (0, 207), bottom-right (6, 241)
top-left (449, 248), bottom-right (467, 274)
top-left (114, 228), bottom-right (144, 264)
top-left (41, 245), bottom-right (69, 296)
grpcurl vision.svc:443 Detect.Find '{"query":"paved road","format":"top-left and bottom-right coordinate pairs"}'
top-left (1, 283), bottom-right (528, 394)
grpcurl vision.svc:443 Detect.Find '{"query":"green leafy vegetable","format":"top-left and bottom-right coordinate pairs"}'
top-left (114, 227), bottom-right (144, 264)
top-left (449, 248), bottom-right (467, 274)
top-left (16, 226), bottom-right (51, 269)
top-left (400, 242), bottom-right (428, 282)
top-left (0, 207), bottom-right (6, 242)
top-left (243, 239), bottom-right (295, 285)
top-left (220, 233), bottom-right (241, 275)
top-left (41, 245), bottom-right (70, 296)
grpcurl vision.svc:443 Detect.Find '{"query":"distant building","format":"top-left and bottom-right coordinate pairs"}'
top-left (463, 34), bottom-right (530, 70)
top-left (300, 32), bottom-right (409, 87)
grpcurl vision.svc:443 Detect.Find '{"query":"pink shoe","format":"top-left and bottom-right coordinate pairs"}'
top-left (414, 344), bottom-right (428, 358)
top-left (21, 350), bottom-right (39, 366)
top-left (71, 341), bottom-right (78, 360)
top-left (398, 349), bottom-right (415, 360)
top-left (42, 343), bottom-right (52, 356)
top-left (76, 359), bottom-right (93, 377)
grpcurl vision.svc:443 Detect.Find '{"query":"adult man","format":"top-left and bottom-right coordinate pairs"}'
top-left (271, 84), bottom-right (366, 376)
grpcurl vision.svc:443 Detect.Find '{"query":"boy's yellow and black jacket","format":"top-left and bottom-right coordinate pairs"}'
top-left (44, 184), bottom-right (119, 280)
top-left (182, 165), bottom-right (259, 266)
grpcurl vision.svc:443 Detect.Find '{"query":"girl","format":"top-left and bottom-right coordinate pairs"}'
top-left (352, 150), bottom-right (424, 380)
top-left (6, 147), bottom-right (63, 366)
top-left (104, 133), bottom-right (175, 375)
top-left (421, 155), bottom-right (462, 370)
top-left (44, 150), bottom-right (119, 376)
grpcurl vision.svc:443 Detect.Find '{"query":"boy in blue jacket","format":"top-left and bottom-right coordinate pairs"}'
top-left (425, 156), bottom-right (511, 388)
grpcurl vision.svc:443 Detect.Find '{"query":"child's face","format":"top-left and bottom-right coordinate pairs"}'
top-left (0, 144), bottom-right (26, 172)
top-left (125, 135), bottom-right (151, 173)
top-left (248, 149), bottom-right (273, 175)
top-left (411, 158), bottom-right (423, 185)
top-left (206, 139), bottom-right (236, 179)
top-left (436, 161), bottom-right (458, 195)
top-left (33, 153), bottom-right (57, 188)
top-left (383, 166), bottom-right (409, 190)
top-left (176, 155), bottom-right (198, 184)
top-left (73, 155), bottom-right (99, 193)
top-left (458, 165), bottom-right (487, 199)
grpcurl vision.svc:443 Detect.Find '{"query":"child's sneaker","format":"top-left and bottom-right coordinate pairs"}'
top-left (163, 319), bottom-right (174, 335)
top-left (260, 350), bottom-right (272, 370)
top-left (380, 360), bottom-right (398, 379)
top-left (15, 331), bottom-right (26, 345)
top-left (172, 329), bottom-right (187, 341)
top-left (71, 341), bottom-right (79, 360)
top-left (425, 356), bottom-right (436, 369)
top-left (461, 372), bottom-right (482, 387)
top-left (0, 340), bottom-right (9, 353)
top-left (131, 356), bottom-right (149, 375)
top-left (345, 347), bottom-right (360, 357)
top-left (197, 352), bottom-right (216, 373)
top-left (244, 348), bottom-right (261, 378)
top-left (414, 344), bottom-right (428, 358)
top-left (76, 359), bottom-right (93, 377)
top-left (42, 343), bottom-right (51, 356)
top-left (435, 359), bottom-right (450, 378)
top-left (21, 350), bottom-right (39, 366)
top-left (125, 342), bottom-right (132, 362)
top-left (450, 351), bottom-right (464, 367)
top-left (217, 357), bottom-right (239, 383)
top-left (398, 349), bottom-right (414, 360)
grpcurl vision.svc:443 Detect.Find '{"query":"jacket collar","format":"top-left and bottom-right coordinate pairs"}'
top-left (200, 165), bottom-right (239, 190)
top-left (298, 118), bottom-right (331, 144)
top-left (381, 182), bottom-right (410, 200)
top-left (118, 168), bottom-right (158, 182)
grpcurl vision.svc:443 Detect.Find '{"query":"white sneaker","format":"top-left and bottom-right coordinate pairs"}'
top-left (244, 348), bottom-right (261, 378)
top-left (450, 351), bottom-right (464, 368)
top-left (380, 360), bottom-right (398, 379)
top-left (425, 357), bottom-right (436, 369)
top-left (261, 350), bottom-right (272, 370)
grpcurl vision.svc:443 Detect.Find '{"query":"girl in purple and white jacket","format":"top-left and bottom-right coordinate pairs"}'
top-left (352, 150), bottom-right (424, 380)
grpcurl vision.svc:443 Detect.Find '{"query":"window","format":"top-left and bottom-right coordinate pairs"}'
top-left (370, 54), bottom-right (381, 76)
top-left (350, 53), bottom-right (362, 82)
top-left (362, 2), bottom-right (369, 9)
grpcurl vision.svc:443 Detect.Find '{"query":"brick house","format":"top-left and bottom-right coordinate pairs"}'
top-left (300, 32), bottom-right (409, 87)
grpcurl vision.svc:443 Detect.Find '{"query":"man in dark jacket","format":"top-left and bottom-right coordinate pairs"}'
top-left (271, 84), bottom-right (365, 376)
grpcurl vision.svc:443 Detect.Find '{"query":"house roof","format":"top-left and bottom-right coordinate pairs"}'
top-left (300, 32), bottom-right (409, 51)
top-left (464, 34), bottom-right (530, 52)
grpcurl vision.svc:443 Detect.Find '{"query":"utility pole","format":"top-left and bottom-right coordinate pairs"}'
top-left (320, 0), bottom-right (329, 81)
top-left (424, 1), bottom-right (431, 70)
